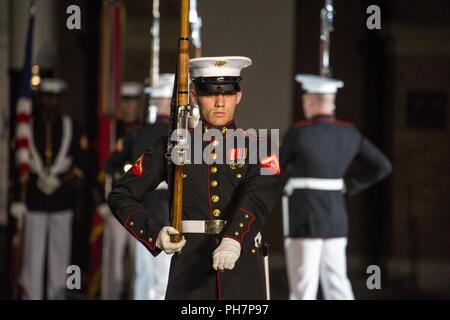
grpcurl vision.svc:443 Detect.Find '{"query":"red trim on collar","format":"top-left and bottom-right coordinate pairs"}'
top-left (314, 118), bottom-right (336, 124)
top-left (336, 119), bottom-right (353, 127)
top-left (295, 116), bottom-right (353, 127)
top-left (293, 120), bottom-right (312, 127)
top-left (312, 115), bottom-right (336, 123)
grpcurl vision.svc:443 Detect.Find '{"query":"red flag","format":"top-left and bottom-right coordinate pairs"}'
top-left (88, 1), bottom-right (125, 298)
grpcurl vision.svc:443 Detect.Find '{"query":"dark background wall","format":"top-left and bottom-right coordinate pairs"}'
top-left (292, 0), bottom-right (450, 298)
top-left (383, 1), bottom-right (450, 294)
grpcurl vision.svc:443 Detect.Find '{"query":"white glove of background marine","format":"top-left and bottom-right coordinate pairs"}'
top-left (11, 202), bottom-right (27, 222)
top-left (37, 174), bottom-right (61, 195)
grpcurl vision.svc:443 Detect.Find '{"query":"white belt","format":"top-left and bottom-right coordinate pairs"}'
top-left (284, 177), bottom-right (344, 195)
top-left (182, 220), bottom-right (226, 234)
top-left (182, 220), bottom-right (263, 247)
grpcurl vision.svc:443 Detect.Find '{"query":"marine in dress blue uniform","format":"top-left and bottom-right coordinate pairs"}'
top-left (108, 57), bottom-right (281, 300)
top-left (11, 78), bottom-right (86, 300)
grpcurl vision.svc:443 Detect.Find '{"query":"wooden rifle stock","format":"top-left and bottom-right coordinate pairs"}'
top-left (170, 0), bottom-right (190, 243)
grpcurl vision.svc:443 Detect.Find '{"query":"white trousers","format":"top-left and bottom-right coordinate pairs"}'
top-left (20, 210), bottom-right (73, 300)
top-left (284, 238), bottom-right (354, 300)
top-left (102, 214), bottom-right (135, 300)
top-left (133, 241), bottom-right (172, 300)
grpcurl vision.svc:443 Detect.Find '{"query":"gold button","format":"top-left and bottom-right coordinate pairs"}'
top-left (239, 223), bottom-right (244, 228)
top-left (211, 195), bottom-right (220, 203)
top-left (148, 237), bottom-right (153, 242)
top-left (211, 180), bottom-right (218, 188)
top-left (139, 230), bottom-right (143, 234)
top-left (130, 221), bottom-right (134, 226)
top-left (182, 173), bottom-right (187, 178)
top-left (221, 127), bottom-right (227, 135)
top-left (236, 173), bottom-right (242, 179)
top-left (245, 214), bottom-right (249, 219)
top-left (211, 152), bottom-right (217, 160)
top-left (234, 231), bottom-right (239, 236)
top-left (213, 209), bottom-right (221, 217)
top-left (251, 249), bottom-right (256, 254)
top-left (212, 140), bottom-right (219, 147)
top-left (210, 166), bottom-right (218, 174)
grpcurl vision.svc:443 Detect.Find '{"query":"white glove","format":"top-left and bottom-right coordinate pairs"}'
top-left (97, 203), bottom-right (111, 219)
top-left (212, 237), bottom-right (241, 272)
top-left (11, 202), bottom-right (27, 221)
top-left (37, 174), bottom-right (61, 195)
top-left (156, 226), bottom-right (186, 254)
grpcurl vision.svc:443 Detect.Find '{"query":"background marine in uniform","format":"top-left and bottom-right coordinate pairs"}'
top-left (280, 74), bottom-right (392, 300)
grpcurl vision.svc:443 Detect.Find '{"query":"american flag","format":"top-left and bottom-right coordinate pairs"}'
top-left (14, 3), bottom-right (36, 176)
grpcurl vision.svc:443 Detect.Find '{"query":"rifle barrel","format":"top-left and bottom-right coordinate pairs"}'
top-left (149, 0), bottom-right (160, 87)
top-left (319, 0), bottom-right (334, 77)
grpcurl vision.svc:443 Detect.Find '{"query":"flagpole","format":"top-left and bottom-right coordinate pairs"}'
top-left (11, 0), bottom-right (36, 299)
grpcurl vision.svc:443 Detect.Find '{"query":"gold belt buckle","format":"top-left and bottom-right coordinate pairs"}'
top-left (204, 220), bottom-right (226, 234)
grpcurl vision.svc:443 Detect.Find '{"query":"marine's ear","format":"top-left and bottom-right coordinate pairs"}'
top-left (190, 89), bottom-right (198, 106)
top-left (235, 91), bottom-right (242, 105)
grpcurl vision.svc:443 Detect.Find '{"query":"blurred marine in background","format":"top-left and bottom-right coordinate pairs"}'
top-left (105, 74), bottom-right (175, 299)
top-left (280, 75), bottom-right (392, 300)
top-left (99, 82), bottom-right (143, 299)
top-left (11, 78), bottom-right (87, 300)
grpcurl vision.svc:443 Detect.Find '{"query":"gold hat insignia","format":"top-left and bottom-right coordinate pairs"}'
top-left (214, 60), bottom-right (227, 67)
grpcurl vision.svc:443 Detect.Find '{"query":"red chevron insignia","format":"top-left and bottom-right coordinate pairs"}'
top-left (260, 154), bottom-right (280, 176)
top-left (131, 154), bottom-right (144, 176)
